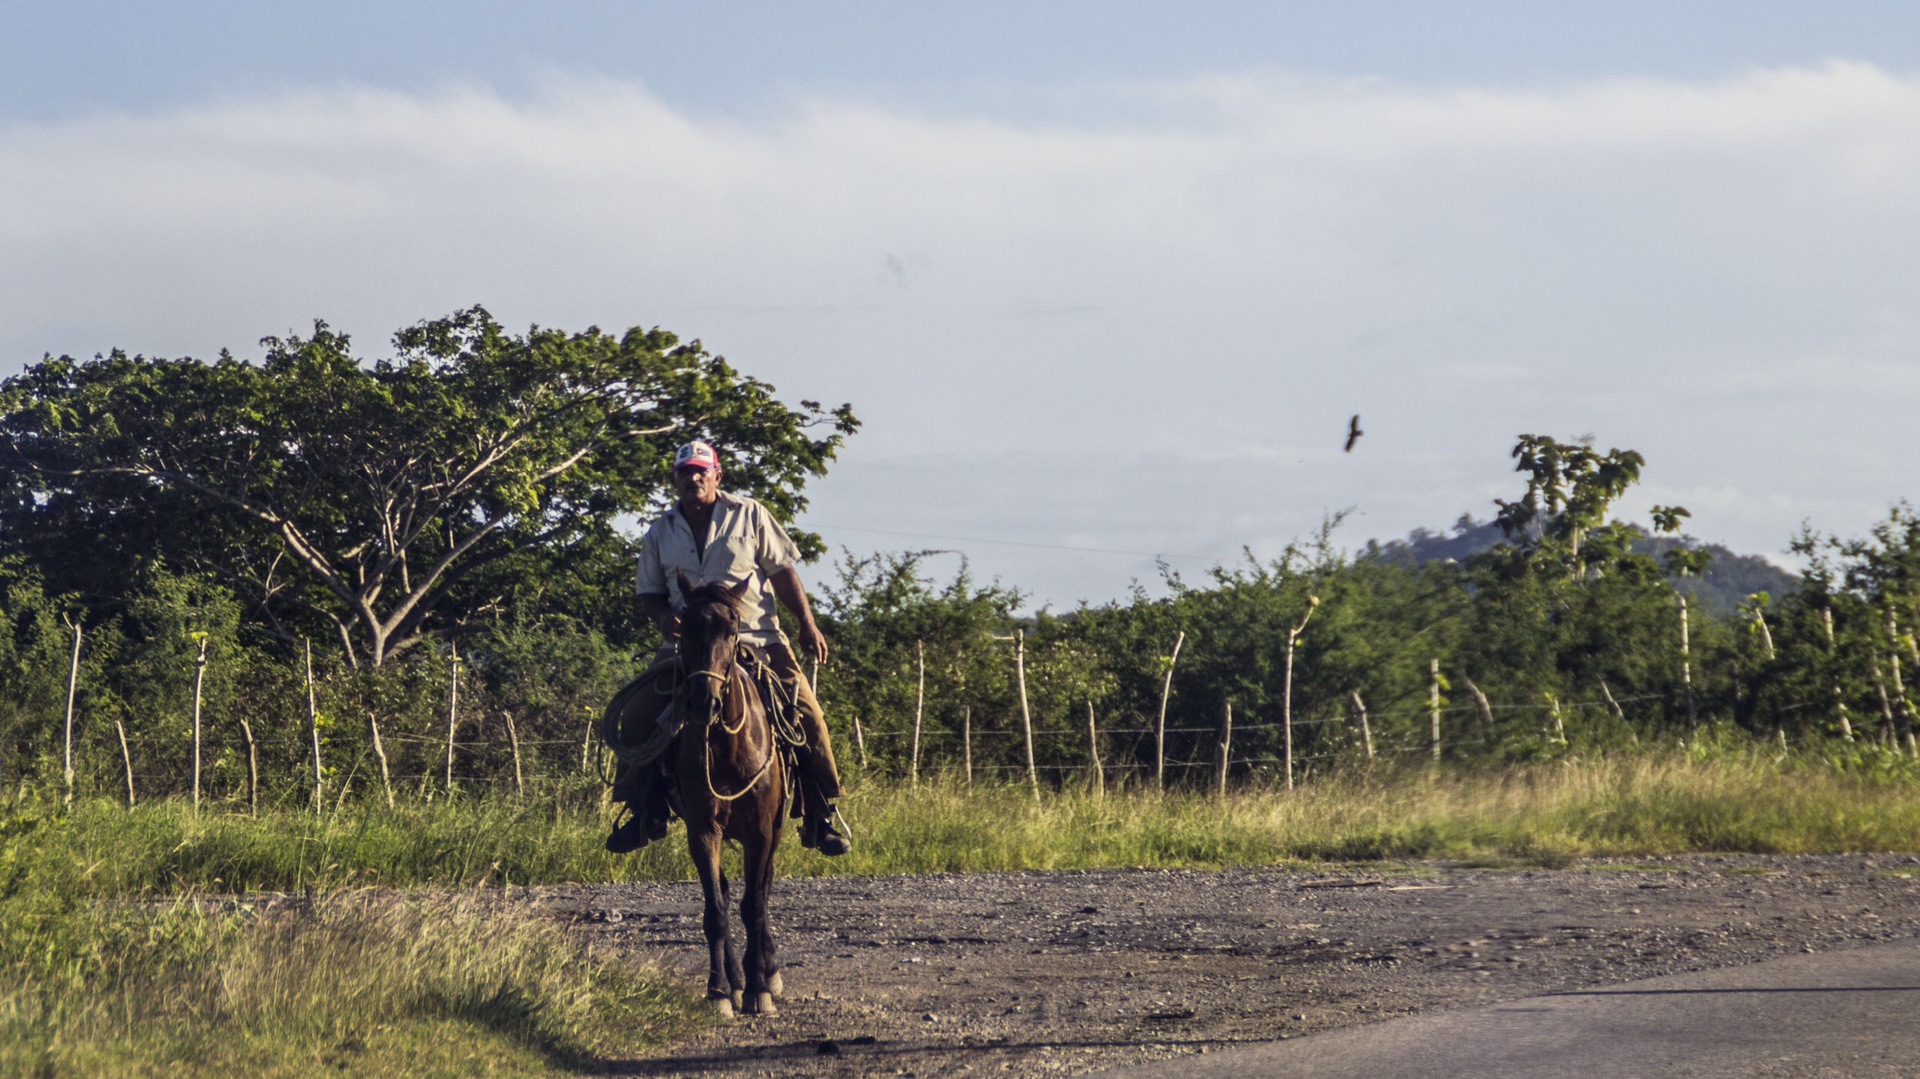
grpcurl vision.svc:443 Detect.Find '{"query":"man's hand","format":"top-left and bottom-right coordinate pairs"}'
top-left (796, 621), bottom-right (830, 664)
top-left (639, 593), bottom-right (679, 643)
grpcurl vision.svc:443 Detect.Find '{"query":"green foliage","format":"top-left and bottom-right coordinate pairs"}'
top-left (0, 307), bottom-right (857, 667)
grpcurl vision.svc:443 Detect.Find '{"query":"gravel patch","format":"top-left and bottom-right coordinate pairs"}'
top-left (532, 854), bottom-right (1920, 1077)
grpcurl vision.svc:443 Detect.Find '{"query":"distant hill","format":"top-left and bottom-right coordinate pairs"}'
top-left (1360, 515), bottom-right (1799, 616)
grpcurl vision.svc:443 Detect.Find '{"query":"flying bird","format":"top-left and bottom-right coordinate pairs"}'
top-left (1344, 414), bottom-right (1363, 453)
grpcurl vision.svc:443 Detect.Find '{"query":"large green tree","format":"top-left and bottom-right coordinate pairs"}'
top-left (0, 307), bottom-right (857, 667)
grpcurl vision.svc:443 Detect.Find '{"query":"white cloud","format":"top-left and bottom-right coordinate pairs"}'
top-left (4, 64), bottom-right (1920, 603)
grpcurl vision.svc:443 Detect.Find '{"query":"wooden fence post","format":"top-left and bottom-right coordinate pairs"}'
top-left (1890, 616), bottom-right (1914, 748)
top-left (1154, 630), bottom-right (1185, 791)
top-left (1753, 607), bottom-right (1777, 660)
top-left (1214, 701), bottom-right (1232, 798)
top-left (911, 640), bottom-right (925, 786)
top-left (191, 636), bottom-right (208, 808)
top-left (504, 710), bottom-right (524, 796)
top-left (1014, 629), bottom-right (1038, 800)
top-left (239, 716), bottom-right (260, 817)
top-left (62, 620), bottom-right (80, 810)
top-left (445, 642), bottom-right (460, 794)
top-left (818, 658), bottom-right (867, 771)
top-left (962, 705), bottom-right (972, 790)
top-left (1823, 606), bottom-right (1854, 740)
top-left (114, 719), bottom-right (135, 808)
top-left (368, 712), bottom-right (394, 810)
top-left (1086, 700), bottom-right (1103, 799)
top-left (1465, 677), bottom-right (1494, 738)
top-left (1678, 594), bottom-right (1696, 728)
top-left (1874, 654), bottom-right (1898, 745)
top-left (1350, 689), bottom-right (1373, 760)
top-left (1599, 681), bottom-right (1626, 722)
top-left (305, 640), bottom-right (323, 815)
top-left (1429, 659), bottom-right (1442, 763)
top-left (1282, 597), bottom-right (1317, 792)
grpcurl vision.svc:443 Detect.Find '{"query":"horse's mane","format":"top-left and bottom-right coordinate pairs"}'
top-left (681, 578), bottom-right (750, 627)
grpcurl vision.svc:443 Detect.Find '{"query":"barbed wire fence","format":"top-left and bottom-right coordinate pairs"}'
top-left (17, 626), bottom-right (1765, 813)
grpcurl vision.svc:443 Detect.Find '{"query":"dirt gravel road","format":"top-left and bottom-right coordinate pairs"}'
top-left (536, 854), bottom-right (1920, 1077)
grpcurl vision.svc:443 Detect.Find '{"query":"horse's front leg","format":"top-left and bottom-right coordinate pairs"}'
top-left (738, 821), bottom-right (781, 1015)
top-left (687, 825), bottom-right (744, 1016)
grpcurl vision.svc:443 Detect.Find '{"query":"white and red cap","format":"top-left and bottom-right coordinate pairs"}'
top-left (673, 440), bottom-right (720, 471)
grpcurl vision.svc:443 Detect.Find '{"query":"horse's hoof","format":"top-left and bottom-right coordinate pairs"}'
top-left (711, 996), bottom-right (735, 1020)
top-left (730, 990), bottom-right (745, 1012)
top-left (767, 971), bottom-right (784, 997)
top-left (747, 992), bottom-right (778, 1016)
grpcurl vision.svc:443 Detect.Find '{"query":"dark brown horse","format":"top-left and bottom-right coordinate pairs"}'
top-left (672, 574), bottom-right (786, 1017)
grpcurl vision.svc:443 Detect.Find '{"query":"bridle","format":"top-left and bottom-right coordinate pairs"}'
top-left (676, 607), bottom-right (775, 802)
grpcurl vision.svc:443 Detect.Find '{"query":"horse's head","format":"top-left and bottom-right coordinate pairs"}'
top-left (675, 572), bottom-right (752, 700)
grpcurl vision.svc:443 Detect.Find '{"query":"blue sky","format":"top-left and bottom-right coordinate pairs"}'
top-left (6, 3), bottom-right (1920, 606)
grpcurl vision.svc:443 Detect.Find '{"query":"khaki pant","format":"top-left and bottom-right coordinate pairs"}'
top-left (611, 638), bottom-right (843, 812)
top-left (759, 639), bottom-right (844, 802)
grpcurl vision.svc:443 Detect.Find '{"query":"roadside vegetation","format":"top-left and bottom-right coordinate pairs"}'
top-left (6, 310), bottom-right (1920, 1070)
top-left (10, 737), bottom-right (1920, 902)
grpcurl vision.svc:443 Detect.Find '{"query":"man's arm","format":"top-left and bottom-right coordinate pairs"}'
top-left (768, 565), bottom-right (828, 663)
top-left (638, 592), bottom-right (679, 642)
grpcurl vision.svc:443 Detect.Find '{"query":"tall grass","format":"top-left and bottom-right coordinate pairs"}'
top-left (9, 738), bottom-right (1920, 900)
top-left (0, 889), bottom-right (698, 1076)
top-left (839, 743), bottom-right (1920, 873)
top-left (6, 740), bottom-right (1918, 1072)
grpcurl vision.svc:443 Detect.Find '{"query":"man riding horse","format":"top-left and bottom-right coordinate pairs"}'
top-left (605, 439), bottom-right (852, 856)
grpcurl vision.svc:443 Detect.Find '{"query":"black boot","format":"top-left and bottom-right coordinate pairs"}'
top-left (801, 808), bottom-right (852, 857)
top-left (605, 808), bottom-right (651, 853)
top-left (605, 772), bottom-right (672, 854)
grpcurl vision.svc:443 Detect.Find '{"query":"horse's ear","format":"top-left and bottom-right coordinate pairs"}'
top-left (726, 576), bottom-right (751, 603)
top-left (675, 571), bottom-right (697, 601)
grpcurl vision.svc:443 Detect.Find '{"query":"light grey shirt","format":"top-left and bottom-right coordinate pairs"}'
top-left (634, 491), bottom-right (801, 645)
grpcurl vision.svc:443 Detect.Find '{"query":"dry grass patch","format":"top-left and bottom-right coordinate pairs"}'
top-left (0, 889), bottom-right (699, 1076)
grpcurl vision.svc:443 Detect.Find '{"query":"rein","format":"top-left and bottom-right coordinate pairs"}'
top-left (678, 644), bottom-right (776, 803)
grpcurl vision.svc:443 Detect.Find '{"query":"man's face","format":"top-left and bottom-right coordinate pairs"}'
top-left (673, 464), bottom-right (720, 507)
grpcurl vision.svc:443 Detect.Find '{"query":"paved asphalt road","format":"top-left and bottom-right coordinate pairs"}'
top-left (1103, 937), bottom-right (1920, 1078)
